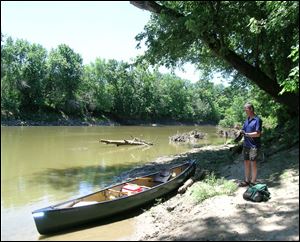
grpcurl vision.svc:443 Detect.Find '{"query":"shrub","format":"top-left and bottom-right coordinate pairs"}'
top-left (189, 172), bottom-right (238, 203)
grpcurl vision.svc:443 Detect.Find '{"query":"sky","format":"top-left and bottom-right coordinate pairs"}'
top-left (1, 1), bottom-right (228, 84)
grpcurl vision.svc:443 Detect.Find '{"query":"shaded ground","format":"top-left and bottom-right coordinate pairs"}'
top-left (122, 144), bottom-right (299, 241)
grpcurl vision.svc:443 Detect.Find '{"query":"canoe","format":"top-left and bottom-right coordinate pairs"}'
top-left (32, 160), bottom-right (196, 234)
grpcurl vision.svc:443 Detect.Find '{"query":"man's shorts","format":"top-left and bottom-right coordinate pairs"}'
top-left (243, 147), bottom-right (260, 161)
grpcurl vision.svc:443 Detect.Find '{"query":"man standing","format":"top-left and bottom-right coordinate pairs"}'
top-left (239, 103), bottom-right (263, 187)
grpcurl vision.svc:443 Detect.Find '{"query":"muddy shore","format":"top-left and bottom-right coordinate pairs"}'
top-left (120, 144), bottom-right (299, 241)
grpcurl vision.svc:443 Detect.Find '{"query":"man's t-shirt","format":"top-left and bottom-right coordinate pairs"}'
top-left (242, 116), bottom-right (262, 148)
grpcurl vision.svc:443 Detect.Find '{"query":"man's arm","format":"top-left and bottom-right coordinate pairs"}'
top-left (244, 131), bottom-right (261, 137)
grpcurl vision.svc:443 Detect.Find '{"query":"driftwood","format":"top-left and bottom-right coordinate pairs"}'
top-left (178, 168), bottom-right (206, 194)
top-left (178, 178), bottom-right (195, 194)
top-left (169, 130), bottom-right (206, 143)
top-left (100, 137), bottom-right (153, 146)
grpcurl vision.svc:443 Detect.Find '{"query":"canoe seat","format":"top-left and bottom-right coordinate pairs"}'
top-left (153, 169), bottom-right (171, 183)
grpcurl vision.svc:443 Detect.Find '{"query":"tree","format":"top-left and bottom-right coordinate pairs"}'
top-left (45, 44), bottom-right (83, 113)
top-left (191, 79), bottom-right (220, 122)
top-left (1, 37), bottom-right (47, 114)
top-left (101, 59), bottom-right (133, 117)
top-left (80, 59), bottom-right (113, 114)
top-left (130, 1), bottom-right (299, 114)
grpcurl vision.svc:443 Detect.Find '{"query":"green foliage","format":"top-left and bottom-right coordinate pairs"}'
top-left (218, 96), bottom-right (249, 127)
top-left (80, 59), bottom-right (113, 114)
top-left (190, 80), bottom-right (220, 123)
top-left (189, 172), bottom-right (238, 203)
top-left (1, 35), bottom-right (224, 123)
top-left (1, 27), bottom-right (297, 129)
top-left (279, 45), bottom-right (299, 95)
top-left (153, 197), bottom-right (164, 206)
top-left (156, 74), bottom-right (189, 120)
top-left (45, 44), bottom-right (83, 114)
top-left (1, 36), bottom-right (47, 114)
top-left (262, 115), bottom-right (299, 153)
top-left (248, 17), bottom-right (266, 34)
top-left (134, 1), bottom-right (299, 114)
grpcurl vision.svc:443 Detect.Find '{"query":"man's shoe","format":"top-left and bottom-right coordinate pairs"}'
top-left (238, 180), bottom-right (250, 187)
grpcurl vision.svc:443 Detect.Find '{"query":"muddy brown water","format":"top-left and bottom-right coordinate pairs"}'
top-left (1, 125), bottom-right (224, 240)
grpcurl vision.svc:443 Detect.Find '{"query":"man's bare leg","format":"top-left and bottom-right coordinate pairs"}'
top-left (251, 160), bottom-right (257, 184)
top-left (244, 160), bottom-right (251, 182)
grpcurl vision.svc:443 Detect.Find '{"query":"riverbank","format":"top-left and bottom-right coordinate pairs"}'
top-left (0, 119), bottom-right (117, 126)
top-left (1, 114), bottom-right (215, 127)
top-left (121, 143), bottom-right (299, 241)
top-left (0, 119), bottom-right (208, 127)
top-left (0, 115), bottom-right (119, 126)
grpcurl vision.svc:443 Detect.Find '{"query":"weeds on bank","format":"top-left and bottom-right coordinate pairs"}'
top-left (153, 198), bottom-right (164, 206)
top-left (189, 172), bottom-right (238, 203)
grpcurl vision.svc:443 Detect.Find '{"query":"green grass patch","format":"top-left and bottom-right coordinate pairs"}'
top-left (279, 170), bottom-right (291, 179)
top-left (189, 173), bottom-right (238, 203)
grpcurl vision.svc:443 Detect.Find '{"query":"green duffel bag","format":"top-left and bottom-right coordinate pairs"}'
top-left (243, 183), bottom-right (271, 202)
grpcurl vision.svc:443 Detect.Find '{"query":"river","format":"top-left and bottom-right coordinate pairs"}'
top-left (1, 125), bottom-right (224, 241)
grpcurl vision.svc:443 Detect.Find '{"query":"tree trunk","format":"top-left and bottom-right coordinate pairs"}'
top-left (220, 49), bottom-right (299, 113)
top-left (130, 1), bottom-right (299, 115)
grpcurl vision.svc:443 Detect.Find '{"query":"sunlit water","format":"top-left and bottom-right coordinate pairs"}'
top-left (1, 125), bottom-right (224, 240)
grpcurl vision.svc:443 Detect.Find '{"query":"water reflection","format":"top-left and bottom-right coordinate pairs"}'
top-left (30, 163), bottom-right (137, 194)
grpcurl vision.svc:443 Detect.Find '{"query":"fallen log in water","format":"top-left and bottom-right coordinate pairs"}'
top-left (100, 138), bottom-right (153, 146)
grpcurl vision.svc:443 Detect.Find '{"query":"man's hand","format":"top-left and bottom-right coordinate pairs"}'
top-left (241, 130), bottom-right (251, 137)
top-left (234, 130), bottom-right (244, 142)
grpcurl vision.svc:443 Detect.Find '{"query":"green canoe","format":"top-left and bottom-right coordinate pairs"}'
top-left (32, 160), bottom-right (196, 234)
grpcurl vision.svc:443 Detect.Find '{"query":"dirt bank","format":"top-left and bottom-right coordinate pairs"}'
top-left (121, 144), bottom-right (299, 241)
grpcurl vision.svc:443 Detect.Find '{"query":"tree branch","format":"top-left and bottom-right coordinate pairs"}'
top-left (130, 1), bottom-right (182, 17)
top-left (130, 1), bottom-right (299, 114)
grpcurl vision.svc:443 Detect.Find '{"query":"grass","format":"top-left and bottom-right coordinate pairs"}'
top-left (279, 170), bottom-right (292, 179)
top-left (189, 172), bottom-right (238, 203)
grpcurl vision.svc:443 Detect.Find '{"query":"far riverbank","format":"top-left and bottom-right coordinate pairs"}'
top-left (1, 118), bottom-right (214, 127)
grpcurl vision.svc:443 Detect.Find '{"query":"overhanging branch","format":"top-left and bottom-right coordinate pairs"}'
top-left (130, 1), bottom-right (299, 113)
top-left (130, 1), bottom-right (182, 17)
